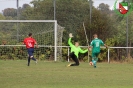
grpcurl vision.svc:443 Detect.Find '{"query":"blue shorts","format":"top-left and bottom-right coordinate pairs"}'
top-left (27, 48), bottom-right (34, 57)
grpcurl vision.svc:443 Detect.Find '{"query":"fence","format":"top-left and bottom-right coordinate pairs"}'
top-left (0, 44), bottom-right (133, 63)
top-left (108, 47), bottom-right (133, 63)
top-left (66, 46), bottom-right (133, 63)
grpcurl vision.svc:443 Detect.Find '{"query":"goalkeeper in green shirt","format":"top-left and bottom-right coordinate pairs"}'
top-left (89, 34), bottom-right (108, 68)
top-left (67, 33), bottom-right (88, 67)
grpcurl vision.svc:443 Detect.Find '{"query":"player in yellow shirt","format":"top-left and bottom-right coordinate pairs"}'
top-left (67, 33), bottom-right (88, 67)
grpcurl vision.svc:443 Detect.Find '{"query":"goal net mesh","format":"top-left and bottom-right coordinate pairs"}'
top-left (0, 20), bottom-right (64, 61)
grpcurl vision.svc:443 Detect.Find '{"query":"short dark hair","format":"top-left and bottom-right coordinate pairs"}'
top-left (93, 33), bottom-right (97, 35)
top-left (28, 33), bottom-right (32, 37)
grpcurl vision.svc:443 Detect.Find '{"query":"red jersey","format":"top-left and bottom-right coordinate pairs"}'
top-left (23, 37), bottom-right (36, 48)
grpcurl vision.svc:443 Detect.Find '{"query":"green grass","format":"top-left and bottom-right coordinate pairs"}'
top-left (0, 60), bottom-right (133, 88)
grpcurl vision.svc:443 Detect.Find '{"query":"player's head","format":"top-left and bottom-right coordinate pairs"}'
top-left (28, 33), bottom-right (32, 37)
top-left (74, 39), bottom-right (79, 47)
top-left (75, 42), bottom-right (79, 47)
top-left (93, 33), bottom-right (98, 38)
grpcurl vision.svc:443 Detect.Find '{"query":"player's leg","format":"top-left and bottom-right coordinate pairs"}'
top-left (92, 53), bottom-right (97, 68)
top-left (27, 49), bottom-right (31, 66)
top-left (95, 53), bottom-right (99, 62)
top-left (95, 52), bottom-right (99, 65)
top-left (92, 52), bottom-right (99, 68)
top-left (28, 55), bottom-right (30, 66)
top-left (28, 48), bottom-right (37, 65)
top-left (67, 52), bottom-right (75, 66)
top-left (70, 54), bottom-right (79, 66)
top-left (68, 52), bottom-right (79, 66)
top-left (67, 52), bottom-right (73, 67)
top-left (30, 48), bottom-right (37, 63)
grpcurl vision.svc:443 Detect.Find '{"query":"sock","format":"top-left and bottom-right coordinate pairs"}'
top-left (93, 61), bottom-right (96, 66)
top-left (31, 57), bottom-right (36, 61)
top-left (28, 57), bottom-right (30, 66)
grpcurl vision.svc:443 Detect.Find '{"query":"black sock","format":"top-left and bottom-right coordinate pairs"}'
top-left (28, 57), bottom-right (30, 66)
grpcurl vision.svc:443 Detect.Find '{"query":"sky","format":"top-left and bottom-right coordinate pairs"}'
top-left (0, 0), bottom-right (123, 13)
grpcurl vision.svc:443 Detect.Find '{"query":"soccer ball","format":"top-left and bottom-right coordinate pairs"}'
top-left (89, 61), bottom-right (93, 66)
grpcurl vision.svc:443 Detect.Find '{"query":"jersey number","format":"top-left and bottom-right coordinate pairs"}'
top-left (28, 43), bottom-right (32, 47)
top-left (96, 42), bottom-right (99, 47)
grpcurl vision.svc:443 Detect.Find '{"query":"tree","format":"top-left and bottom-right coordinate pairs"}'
top-left (22, 4), bottom-right (30, 10)
top-left (109, 9), bottom-right (133, 60)
top-left (98, 3), bottom-right (110, 14)
top-left (2, 8), bottom-right (17, 17)
top-left (77, 7), bottom-right (113, 45)
top-left (20, 0), bottom-right (91, 44)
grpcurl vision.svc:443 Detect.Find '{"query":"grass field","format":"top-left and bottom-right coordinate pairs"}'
top-left (0, 60), bottom-right (133, 88)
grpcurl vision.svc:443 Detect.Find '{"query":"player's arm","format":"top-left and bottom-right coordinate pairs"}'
top-left (104, 44), bottom-right (108, 48)
top-left (88, 41), bottom-right (93, 51)
top-left (34, 39), bottom-right (39, 48)
top-left (88, 46), bottom-right (92, 51)
top-left (68, 33), bottom-right (74, 47)
top-left (35, 42), bottom-right (39, 48)
top-left (79, 48), bottom-right (88, 54)
top-left (101, 40), bottom-right (108, 48)
top-left (23, 39), bottom-right (25, 45)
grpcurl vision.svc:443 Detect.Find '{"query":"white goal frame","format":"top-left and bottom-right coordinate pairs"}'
top-left (0, 20), bottom-right (58, 61)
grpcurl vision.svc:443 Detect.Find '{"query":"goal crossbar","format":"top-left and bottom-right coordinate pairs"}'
top-left (0, 20), bottom-right (57, 23)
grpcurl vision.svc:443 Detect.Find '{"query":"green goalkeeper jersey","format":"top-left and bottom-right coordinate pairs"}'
top-left (90, 38), bottom-right (104, 53)
top-left (68, 38), bottom-right (88, 58)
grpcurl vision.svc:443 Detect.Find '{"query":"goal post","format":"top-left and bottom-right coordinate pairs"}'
top-left (0, 20), bottom-right (57, 61)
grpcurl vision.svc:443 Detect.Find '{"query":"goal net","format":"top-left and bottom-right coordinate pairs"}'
top-left (0, 20), bottom-right (58, 61)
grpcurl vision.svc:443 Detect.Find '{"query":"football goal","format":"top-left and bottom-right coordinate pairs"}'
top-left (0, 20), bottom-right (59, 61)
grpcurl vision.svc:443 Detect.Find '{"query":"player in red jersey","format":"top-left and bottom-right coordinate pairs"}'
top-left (23, 33), bottom-right (38, 66)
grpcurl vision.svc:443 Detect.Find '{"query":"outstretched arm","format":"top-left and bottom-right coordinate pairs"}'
top-left (104, 44), bottom-right (108, 48)
top-left (101, 40), bottom-right (108, 48)
top-left (88, 46), bottom-right (92, 51)
top-left (88, 41), bottom-right (93, 51)
top-left (68, 33), bottom-right (74, 47)
top-left (79, 48), bottom-right (88, 54)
